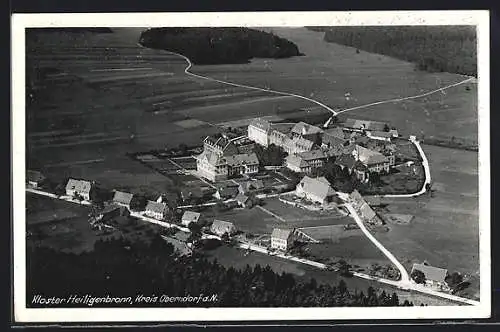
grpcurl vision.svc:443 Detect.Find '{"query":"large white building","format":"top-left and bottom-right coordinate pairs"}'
top-left (248, 118), bottom-right (316, 155)
top-left (247, 118), bottom-right (271, 147)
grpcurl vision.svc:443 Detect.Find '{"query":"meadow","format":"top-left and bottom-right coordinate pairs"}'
top-left (25, 27), bottom-right (479, 300)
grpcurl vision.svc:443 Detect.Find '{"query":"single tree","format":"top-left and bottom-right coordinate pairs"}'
top-left (411, 269), bottom-right (426, 284)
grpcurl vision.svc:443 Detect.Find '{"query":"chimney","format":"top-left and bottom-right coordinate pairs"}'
top-left (156, 196), bottom-right (163, 203)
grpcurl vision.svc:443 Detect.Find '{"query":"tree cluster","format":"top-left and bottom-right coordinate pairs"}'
top-left (253, 144), bottom-right (287, 167)
top-left (321, 26), bottom-right (477, 77)
top-left (27, 237), bottom-right (412, 307)
top-left (139, 28), bottom-right (303, 65)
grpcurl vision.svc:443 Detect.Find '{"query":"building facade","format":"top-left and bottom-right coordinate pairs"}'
top-left (271, 228), bottom-right (295, 251)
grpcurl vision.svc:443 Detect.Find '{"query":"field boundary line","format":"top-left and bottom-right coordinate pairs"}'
top-left (136, 43), bottom-right (339, 116)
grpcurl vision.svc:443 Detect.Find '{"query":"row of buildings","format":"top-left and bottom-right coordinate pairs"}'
top-left (247, 118), bottom-right (397, 183)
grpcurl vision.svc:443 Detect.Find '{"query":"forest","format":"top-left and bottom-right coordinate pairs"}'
top-left (313, 26), bottom-right (477, 77)
top-left (139, 28), bottom-right (303, 65)
top-left (27, 236), bottom-right (414, 307)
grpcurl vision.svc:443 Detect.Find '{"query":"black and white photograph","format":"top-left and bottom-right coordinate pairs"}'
top-left (12, 11), bottom-right (490, 322)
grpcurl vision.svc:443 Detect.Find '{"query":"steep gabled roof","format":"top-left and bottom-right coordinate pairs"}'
top-left (27, 170), bottom-right (45, 182)
top-left (181, 210), bottom-right (201, 223)
top-left (240, 180), bottom-right (265, 192)
top-left (235, 192), bottom-right (251, 204)
top-left (145, 201), bottom-right (167, 214)
top-left (297, 176), bottom-right (336, 201)
top-left (271, 228), bottom-right (294, 240)
top-left (324, 127), bottom-right (346, 139)
top-left (411, 263), bottom-right (448, 283)
top-left (66, 178), bottom-right (92, 194)
top-left (211, 219), bottom-right (236, 233)
top-left (113, 191), bottom-right (134, 205)
top-left (222, 152), bottom-right (259, 167)
top-left (291, 122), bottom-right (323, 136)
top-left (286, 154), bottom-right (310, 168)
top-left (322, 132), bottom-right (346, 148)
top-left (298, 149), bottom-right (328, 161)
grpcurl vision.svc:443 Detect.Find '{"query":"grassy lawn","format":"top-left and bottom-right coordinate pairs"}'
top-left (374, 145), bottom-right (479, 299)
top-left (202, 205), bottom-right (282, 235)
top-left (26, 193), bottom-right (163, 254)
top-left (261, 198), bottom-right (352, 228)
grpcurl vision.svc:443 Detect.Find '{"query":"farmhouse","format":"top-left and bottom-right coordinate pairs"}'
top-left (144, 201), bottom-right (168, 220)
top-left (295, 176), bottom-right (337, 205)
top-left (213, 185), bottom-right (239, 200)
top-left (181, 210), bottom-right (201, 227)
top-left (112, 190), bottom-right (134, 208)
top-left (285, 150), bottom-right (328, 174)
top-left (235, 192), bottom-right (253, 208)
top-left (238, 179), bottom-right (265, 194)
top-left (98, 204), bottom-right (130, 222)
top-left (65, 178), bottom-right (93, 201)
top-left (347, 145), bottom-right (391, 174)
top-left (271, 228), bottom-right (295, 251)
top-left (411, 263), bottom-right (448, 286)
top-left (26, 170), bottom-right (46, 188)
top-left (161, 232), bottom-right (192, 256)
top-left (210, 219), bottom-right (237, 237)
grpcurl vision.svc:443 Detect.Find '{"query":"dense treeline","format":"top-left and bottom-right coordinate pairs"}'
top-left (139, 28), bottom-right (303, 65)
top-left (315, 26), bottom-right (476, 77)
top-left (27, 236), bottom-right (413, 307)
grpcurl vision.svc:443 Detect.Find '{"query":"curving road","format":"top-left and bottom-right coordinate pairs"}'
top-left (344, 202), bottom-right (410, 283)
top-left (139, 44), bottom-right (340, 116)
top-left (383, 137), bottom-right (432, 198)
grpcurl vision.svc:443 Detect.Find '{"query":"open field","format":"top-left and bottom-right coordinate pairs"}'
top-left (26, 193), bottom-right (163, 254)
top-left (27, 27), bottom-right (476, 183)
top-left (203, 206), bottom-right (282, 234)
top-left (262, 198), bottom-right (352, 228)
top-left (193, 27), bottom-right (477, 141)
top-left (374, 145), bottom-right (479, 299)
top-left (204, 245), bottom-right (456, 306)
top-left (25, 28), bottom-right (479, 302)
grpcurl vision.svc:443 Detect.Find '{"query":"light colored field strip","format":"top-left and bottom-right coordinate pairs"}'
top-left (137, 43), bottom-right (339, 116)
top-left (90, 67), bottom-right (153, 72)
top-left (44, 158), bottom-right (105, 168)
